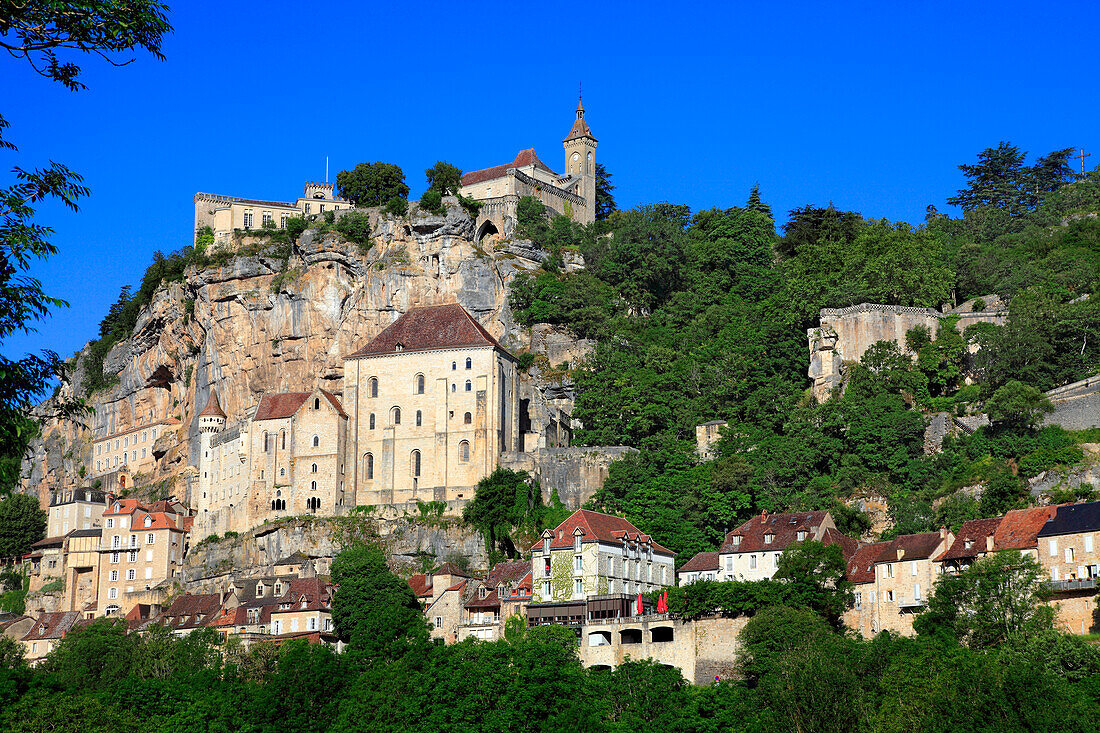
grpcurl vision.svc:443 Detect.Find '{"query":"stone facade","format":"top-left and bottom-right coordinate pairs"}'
top-left (91, 418), bottom-right (181, 489)
top-left (1037, 501), bottom-right (1100, 633)
top-left (807, 301), bottom-right (1009, 402)
top-left (695, 421), bottom-right (726, 461)
top-left (96, 499), bottom-right (189, 617)
top-left (194, 182), bottom-right (350, 247)
top-left (847, 530), bottom-right (952, 636)
top-left (46, 489), bottom-right (108, 537)
top-left (195, 389), bottom-right (349, 540)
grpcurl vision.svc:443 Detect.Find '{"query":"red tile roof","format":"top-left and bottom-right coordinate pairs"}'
top-left (253, 389), bottom-right (347, 421)
top-left (719, 511), bottom-right (832, 555)
top-left (876, 532), bottom-right (947, 563)
top-left (531, 509), bottom-right (675, 555)
top-left (198, 390), bottom-right (227, 418)
top-left (821, 527), bottom-right (859, 562)
top-left (939, 517), bottom-right (1003, 561)
top-left (995, 505), bottom-right (1058, 549)
top-left (846, 542), bottom-right (890, 584)
top-left (678, 551), bottom-right (721, 574)
top-left (433, 561), bottom-right (472, 579)
top-left (21, 611), bottom-right (82, 641)
top-left (273, 578), bottom-right (332, 612)
top-left (460, 148), bottom-right (558, 186)
top-left (346, 304), bottom-right (507, 359)
top-left (158, 593), bottom-right (222, 629)
top-left (408, 574), bottom-right (432, 599)
top-left (564, 100), bottom-right (597, 142)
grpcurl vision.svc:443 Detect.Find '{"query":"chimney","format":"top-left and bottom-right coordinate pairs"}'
top-left (897, 548), bottom-right (905, 560)
top-left (986, 535), bottom-right (994, 552)
top-left (940, 526), bottom-right (947, 539)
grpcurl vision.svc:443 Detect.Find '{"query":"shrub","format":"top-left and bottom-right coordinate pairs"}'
top-left (285, 216), bottom-right (309, 241)
top-left (972, 297), bottom-right (986, 312)
top-left (334, 211), bottom-right (372, 246)
top-left (420, 190), bottom-right (445, 216)
top-left (385, 196), bottom-right (408, 217)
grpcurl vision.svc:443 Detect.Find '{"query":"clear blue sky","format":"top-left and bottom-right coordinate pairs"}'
top-left (4, 0), bottom-right (1098, 366)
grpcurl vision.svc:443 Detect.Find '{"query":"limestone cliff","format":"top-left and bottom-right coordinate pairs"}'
top-left (21, 200), bottom-right (611, 509)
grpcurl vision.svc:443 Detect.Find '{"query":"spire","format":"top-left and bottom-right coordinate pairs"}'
top-left (198, 390), bottom-right (226, 419)
top-left (564, 96), bottom-right (596, 143)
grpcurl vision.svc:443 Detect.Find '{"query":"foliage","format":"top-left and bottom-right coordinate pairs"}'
top-left (424, 161), bottom-right (462, 196)
top-left (947, 142), bottom-right (1077, 216)
top-left (594, 162), bottom-right (617, 220)
top-left (384, 195), bottom-right (408, 217)
top-left (329, 542), bottom-right (428, 660)
top-left (914, 550), bottom-right (1052, 648)
top-left (462, 468), bottom-right (567, 558)
top-left (334, 210), bottom-right (372, 248)
top-left (986, 379), bottom-right (1054, 431)
top-left (0, 493), bottom-right (46, 558)
top-left (334, 162), bottom-right (409, 207)
top-left (419, 189), bottom-right (444, 216)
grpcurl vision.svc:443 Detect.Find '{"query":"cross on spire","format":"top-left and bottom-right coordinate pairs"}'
top-left (1074, 148), bottom-right (1091, 175)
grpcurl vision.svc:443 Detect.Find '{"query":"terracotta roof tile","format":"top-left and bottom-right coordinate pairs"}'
top-left (846, 541), bottom-right (890, 584)
top-left (530, 509), bottom-right (675, 556)
top-left (21, 611), bottom-right (81, 641)
top-left (273, 578), bottom-right (332, 612)
top-left (346, 304), bottom-right (507, 359)
top-left (460, 148), bottom-right (558, 186)
top-left (994, 506), bottom-right (1058, 550)
top-left (433, 561), bottom-right (472, 579)
top-left (719, 511), bottom-right (832, 555)
top-left (198, 390), bottom-right (227, 418)
top-left (821, 527), bottom-right (859, 561)
top-left (876, 532), bottom-right (946, 563)
top-left (678, 551), bottom-right (721, 574)
top-left (939, 517), bottom-right (1003, 561)
top-left (408, 574), bottom-right (432, 598)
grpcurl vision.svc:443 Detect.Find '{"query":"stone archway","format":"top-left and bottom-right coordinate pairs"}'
top-left (475, 219), bottom-right (499, 245)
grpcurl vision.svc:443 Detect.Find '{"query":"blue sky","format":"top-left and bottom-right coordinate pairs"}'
top-left (4, 1), bottom-right (1098, 365)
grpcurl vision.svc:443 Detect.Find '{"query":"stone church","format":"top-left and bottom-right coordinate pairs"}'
top-left (193, 304), bottom-right (518, 540)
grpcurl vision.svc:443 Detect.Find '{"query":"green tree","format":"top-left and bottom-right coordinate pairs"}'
top-left (0, 494), bottom-right (46, 558)
top-left (334, 162), bottom-right (409, 207)
top-left (334, 210), bottom-right (372, 246)
top-left (947, 141), bottom-right (1032, 215)
top-left (329, 543), bottom-right (428, 660)
top-left (594, 162), bottom-right (616, 220)
top-left (986, 379), bottom-right (1054, 431)
top-left (773, 540), bottom-right (854, 624)
top-left (914, 550), bottom-right (1052, 648)
top-left (424, 161), bottom-right (463, 196)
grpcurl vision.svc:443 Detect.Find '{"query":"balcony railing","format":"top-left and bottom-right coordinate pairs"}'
top-left (1046, 578), bottom-right (1098, 592)
top-left (897, 598), bottom-right (927, 609)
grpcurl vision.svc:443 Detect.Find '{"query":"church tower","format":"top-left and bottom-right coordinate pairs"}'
top-left (563, 97), bottom-right (598, 224)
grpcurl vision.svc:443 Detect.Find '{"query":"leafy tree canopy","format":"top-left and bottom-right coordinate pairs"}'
top-left (335, 162), bottom-right (409, 207)
top-left (0, 493), bottom-right (46, 558)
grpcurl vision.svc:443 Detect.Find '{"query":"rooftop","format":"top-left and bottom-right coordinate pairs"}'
top-left (939, 517), bottom-right (1003, 561)
top-left (719, 510), bottom-right (832, 555)
top-left (346, 304), bottom-right (507, 359)
top-left (1037, 501), bottom-right (1100, 538)
top-left (533, 509), bottom-right (675, 555)
top-left (678, 551), bottom-right (720, 574)
top-left (460, 148), bottom-right (559, 187)
top-left (253, 389), bottom-right (346, 421)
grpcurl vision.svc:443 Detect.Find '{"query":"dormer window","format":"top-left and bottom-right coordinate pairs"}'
top-left (543, 537), bottom-right (551, 555)
top-left (479, 587), bottom-right (488, 599)
top-left (497, 585), bottom-right (504, 597)
top-left (732, 535), bottom-right (741, 547)
top-left (395, 343), bottom-right (404, 352)
top-left (574, 534), bottom-right (582, 552)
top-left (764, 534), bottom-right (774, 544)
top-left (797, 531), bottom-right (806, 541)
top-left (964, 539), bottom-right (973, 549)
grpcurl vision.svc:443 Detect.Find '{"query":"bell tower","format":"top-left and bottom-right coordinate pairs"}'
top-left (563, 96), bottom-right (598, 224)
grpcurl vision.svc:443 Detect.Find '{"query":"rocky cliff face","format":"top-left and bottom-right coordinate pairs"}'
top-left (21, 201), bottom-right (597, 508)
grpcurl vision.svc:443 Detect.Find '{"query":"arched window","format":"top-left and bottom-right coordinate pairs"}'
top-left (465, 357), bottom-right (472, 370)
top-left (416, 374), bottom-right (425, 394)
top-left (311, 480), bottom-right (317, 492)
top-left (463, 412), bottom-right (472, 424)
top-left (281, 431), bottom-right (286, 450)
top-left (364, 453), bottom-right (374, 480)
top-left (392, 407), bottom-right (401, 425)
top-left (311, 463), bottom-right (318, 473)
top-left (411, 450), bottom-right (421, 477)
top-left (307, 497), bottom-right (321, 512)
top-left (450, 384), bottom-right (456, 393)
top-left (369, 377), bottom-right (378, 398)
top-left (451, 361), bottom-right (457, 370)
top-left (312, 435), bottom-right (320, 447)
top-left (314, 397), bottom-right (320, 410)
top-left (415, 410), bottom-right (422, 427)
top-left (279, 468), bottom-right (285, 477)
top-left (465, 380), bottom-right (472, 392)
top-left (263, 432), bottom-right (270, 452)
top-left (369, 413), bottom-right (375, 430)
top-left (459, 440), bottom-right (470, 463)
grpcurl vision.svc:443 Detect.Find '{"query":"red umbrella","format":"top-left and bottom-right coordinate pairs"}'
top-left (636, 592), bottom-right (644, 615)
top-left (656, 590), bottom-right (668, 614)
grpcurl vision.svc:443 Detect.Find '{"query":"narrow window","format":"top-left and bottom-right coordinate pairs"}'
top-left (311, 480), bottom-right (317, 492)
top-left (416, 374), bottom-right (425, 394)
top-left (464, 412), bottom-right (472, 424)
top-left (465, 357), bottom-right (472, 369)
top-left (459, 440), bottom-right (470, 463)
top-left (312, 435), bottom-right (320, 447)
top-left (416, 410), bottom-right (422, 427)
top-left (369, 377), bottom-right (378, 398)
top-left (314, 397), bottom-right (320, 410)
top-left (465, 380), bottom-right (472, 392)
top-left (311, 463), bottom-right (318, 473)
top-left (392, 407), bottom-right (401, 425)
top-left (412, 450), bottom-right (421, 477)
top-left (281, 431), bottom-right (286, 450)
top-left (451, 361), bottom-right (457, 370)
top-left (369, 413), bottom-right (376, 430)
top-left (365, 453), bottom-right (374, 480)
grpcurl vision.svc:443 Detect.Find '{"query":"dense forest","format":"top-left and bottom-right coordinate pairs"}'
top-left (507, 146), bottom-right (1100, 562)
top-left (2, 542), bottom-right (1099, 733)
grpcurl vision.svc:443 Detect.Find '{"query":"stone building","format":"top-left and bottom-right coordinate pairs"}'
top-left (97, 499), bottom-right (189, 618)
top-left (60, 529), bottom-right (102, 616)
top-left (47, 489), bottom-right (108, 537)
top-left (677, 552), bottom-right (720, 585)
top-left (856, 530), bottom-right (952, 636)
top-left (715, 511), bottom-right (849, 581)
top-left (19, 611), bottom-right (82, 666)
top-left (342, 304), bottom-right (519, 508)
top-left (194, 388), bottom-right (350, 540)
top-left (695, 421), bottom-right (726, 462)
top-left (459, 99), bottom-right (599, 237)
top-left (459, 560), bottom-right (532, 642)
top-left (91, 418), bottom-right (181, 492)
top-left (269, 577), bottom-right (334, 636)
top-left (1037, 501), bottom-right (1100, 634)
top-left (193, 182), bottom-right (349, 246)
top-left (530, 509), bottom-right (676, 604)
top-left (843, 541), bottom-right (891, 638)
